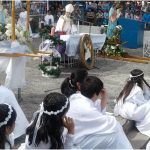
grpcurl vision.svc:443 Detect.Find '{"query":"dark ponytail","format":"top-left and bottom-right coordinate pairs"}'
top-left (61, 69), bottom-right (88, 97)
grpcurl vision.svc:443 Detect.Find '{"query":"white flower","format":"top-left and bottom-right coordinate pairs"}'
top-left (5, 30), bottom-right (11, 37)
top-left (20, 31), bottom-right (24, 37)
top-left (16, 24), bottom-right (22, 31)
top-left (15, 29), bottom-right (20, 36)
top-left (111, 46), bottom-right (115, 49)
top-left (5, 23), bottom-right (12, 30)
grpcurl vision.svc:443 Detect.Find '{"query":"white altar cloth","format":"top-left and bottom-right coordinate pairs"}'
top-left (0, 41), bottom-right (29, 89)
top-left (60, 33), bottom-right (106, 57)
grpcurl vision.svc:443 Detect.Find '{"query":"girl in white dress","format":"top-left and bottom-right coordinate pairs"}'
top-left (0, 103), bottom-right (17, 149)
top-left (114, 69), bottom-right (150, 137)
top-left (22, 92), bottom-right (75, 149)
top-left (67, 76), bottom-right (133, 149)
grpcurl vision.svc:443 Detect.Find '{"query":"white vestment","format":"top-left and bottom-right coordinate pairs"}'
top-left (44, 14), bottom-right (54, 26)
top-left (0, 85), bottom-right (29, 139)
top-left (114, 84), bottom-right (150, 137)
top-left (67, 93), bottom-right (132, 149)
top-left (55, 15), bottom-right (77, 34)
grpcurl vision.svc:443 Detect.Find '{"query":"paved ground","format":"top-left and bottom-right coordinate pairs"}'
top-left (0, 26), bottom-right (149, 146)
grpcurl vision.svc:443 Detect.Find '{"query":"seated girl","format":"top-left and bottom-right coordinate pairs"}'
top-left (67, 76), bottom-right (133, 149)
top-left (0, 103), bottom-right (17, 149)
top-left (114, 69), bottom-right (150, 137)
top-left (61, 69), bottom-right (88, 98)
top-left (20, 92), bottom-right (75, 149)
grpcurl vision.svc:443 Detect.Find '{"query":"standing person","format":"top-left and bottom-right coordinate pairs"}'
top-left (0, 85), bottom-right (29, 139)
top-left (55, 3), bottom-right (77, 35)
top-left (61, 69), bottom-right (88, 98)
top-left (67, 76), bottom-right (133, 149)
top-left (20, 92), bottom-right (75, 149)
top-left (106, 2), bottom-right (120, 38)
top-left (17, 7), bottom-right (32, 36)
top-left (44, 10), bottom-right (54, 26)
top-left (0, 103), bottom-right (17, 149)
top-left (0, 4), bottom-right (7, 26)
top-left (114, 69), bottom-right (150, 137)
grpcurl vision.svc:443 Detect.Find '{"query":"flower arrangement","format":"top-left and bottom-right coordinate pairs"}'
top-left (104, 25), bottom-right (126, 57)
top-left (4, 23), bottom-right (33, 52)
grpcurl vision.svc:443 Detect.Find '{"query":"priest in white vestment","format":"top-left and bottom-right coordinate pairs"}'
top-left (55, 4), bottom-right (77, 35)
top-left (0, 85), bottom-right (29, 139)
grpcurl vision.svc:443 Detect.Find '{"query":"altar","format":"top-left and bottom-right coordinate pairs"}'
top-left (60, 33), bottom-right (106, 57)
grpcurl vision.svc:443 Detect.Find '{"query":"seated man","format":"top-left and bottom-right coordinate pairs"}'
top-left (55, 3), bottom-right (77, 35)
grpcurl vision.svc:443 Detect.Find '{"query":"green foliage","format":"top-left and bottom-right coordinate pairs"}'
top-left (38, 57), bottom-right (61, 78)
top-left (39, 26), bottom-right (65, 46)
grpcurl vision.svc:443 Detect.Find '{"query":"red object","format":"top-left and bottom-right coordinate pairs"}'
top-left (50, 27), bottom-right (55, 36)
top-left (57, 32), bottom-right (66, 36)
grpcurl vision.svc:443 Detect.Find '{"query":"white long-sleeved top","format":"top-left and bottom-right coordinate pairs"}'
top-left (67, 93), bottom-right (132, 149)
top-left (0, 85), bottom-right (29, 139)
top-left (114, 84), bottom-right (150, 137)
top-left (44, 14), bottom-right (54, 26)
top-left (24, 133), bottom-right (74, 149)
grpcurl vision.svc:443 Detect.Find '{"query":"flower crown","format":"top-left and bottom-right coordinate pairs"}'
top-left (32, 99), bottom-right (69, 145)
top-left (129, 72), bottom-right (144, 79)
top-left (40, 99), bottom-right (69, 115)
top-left (0, 103), bottom-right (13, 128)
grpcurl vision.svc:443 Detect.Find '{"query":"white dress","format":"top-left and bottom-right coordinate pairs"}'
top-left (114, 84), bottom-right (150, 137)
top-left (0, 85), bottom-right (29, 139)
top-left (5, 133), bottom-right (14, 149)
top-left (18, 133), bottom-right (75, 149)
top-left (146, 141), bottom-right (150, 150)
top-left (55, 15), bottom-right (77, 34)
top-left (67, 93), bottom-right (133, 149)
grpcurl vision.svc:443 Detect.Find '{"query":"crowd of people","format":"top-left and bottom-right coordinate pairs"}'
top-left (1, 68), bottom-right (150, 149)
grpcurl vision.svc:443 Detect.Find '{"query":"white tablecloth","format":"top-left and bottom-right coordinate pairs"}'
top-left (60, 33), bottom-right (106, 57)
top-left (0, 41), bottom-right (29, 89)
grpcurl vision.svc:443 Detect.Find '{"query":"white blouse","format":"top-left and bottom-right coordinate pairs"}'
top-left (5, 133), bottom-right (14, 149)
top-left (19, 133), bottom-right (74, 149)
